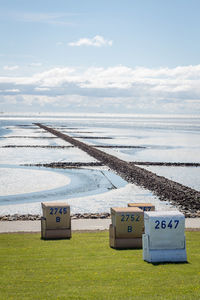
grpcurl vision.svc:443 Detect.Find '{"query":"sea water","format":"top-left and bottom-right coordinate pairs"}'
top-left (0, 113), bottom-right (199, 215)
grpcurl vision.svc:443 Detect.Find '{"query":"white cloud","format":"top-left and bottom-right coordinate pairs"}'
top-left (3, 65), bottom-right (19, 71)
top-left (68, 35), bottom-right (113, 47)
top-left (0, 89), bottom-right (20, 93)
top-left (35, 87), bottom-right (51, 92)
top-left (0, 64), bottom-right (200, 113)
top-left (0, 12), bottom-right (75, 26)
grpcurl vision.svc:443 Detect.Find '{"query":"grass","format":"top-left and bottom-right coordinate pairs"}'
top-left (0, 231), bottom-right (200, 300)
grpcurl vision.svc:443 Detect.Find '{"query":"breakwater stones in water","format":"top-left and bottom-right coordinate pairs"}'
top-left (24, 162), bottom-right (104, 168)
top-left (2, 145), bottom-right (75, 148)
top-left (34, 123), bottom-right (200, 218)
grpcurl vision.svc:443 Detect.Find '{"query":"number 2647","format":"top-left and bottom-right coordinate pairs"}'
top-left (155, 219), bottom-right (179, 229)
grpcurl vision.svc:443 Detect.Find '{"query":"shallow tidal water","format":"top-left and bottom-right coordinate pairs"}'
top-left (0, 113), bottom-right (199, 215)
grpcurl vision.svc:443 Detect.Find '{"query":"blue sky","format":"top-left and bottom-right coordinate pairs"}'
top-left (0, 0), bottom-right (200, 114)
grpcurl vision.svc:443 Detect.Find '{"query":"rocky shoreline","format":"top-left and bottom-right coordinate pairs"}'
top-left (1, 209), bottom-right (200, 221)
top-left (0, 213), bottom-right (111, 221)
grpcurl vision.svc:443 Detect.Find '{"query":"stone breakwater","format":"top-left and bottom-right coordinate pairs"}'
top-left (24, 162), bottom-right (200, 169)
top-left (34, 123), bottom-right (200, 218)
top-left (24, 162), bottom-right (104, 168)
top-left (130, 162), bottom-right (200, 167)
top-left (0, 213), bottom-right (111, 221)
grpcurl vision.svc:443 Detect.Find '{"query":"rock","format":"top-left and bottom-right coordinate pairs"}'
top-left (90, 215), bottom-right (98, 219)
top-left (196, 210), bottom-right (200, 217)
top-left (100, 215), bottom-right (107, 219)
top-left (1, 216), bottom-right (8, 221)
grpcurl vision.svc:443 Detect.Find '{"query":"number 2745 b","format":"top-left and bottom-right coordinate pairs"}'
top-left (50, 207), bottom-right (67, 215)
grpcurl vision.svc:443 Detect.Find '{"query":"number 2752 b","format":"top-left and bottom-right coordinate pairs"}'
top-left (121, 214), bottom-right (140, 222)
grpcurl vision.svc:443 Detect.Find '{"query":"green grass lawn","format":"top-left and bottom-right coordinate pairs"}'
top-left (0, 231), bottom-right (200, 300)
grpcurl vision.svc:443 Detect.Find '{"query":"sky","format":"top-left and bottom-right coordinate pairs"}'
top-left (0, 0), bottom-right (200, 114)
